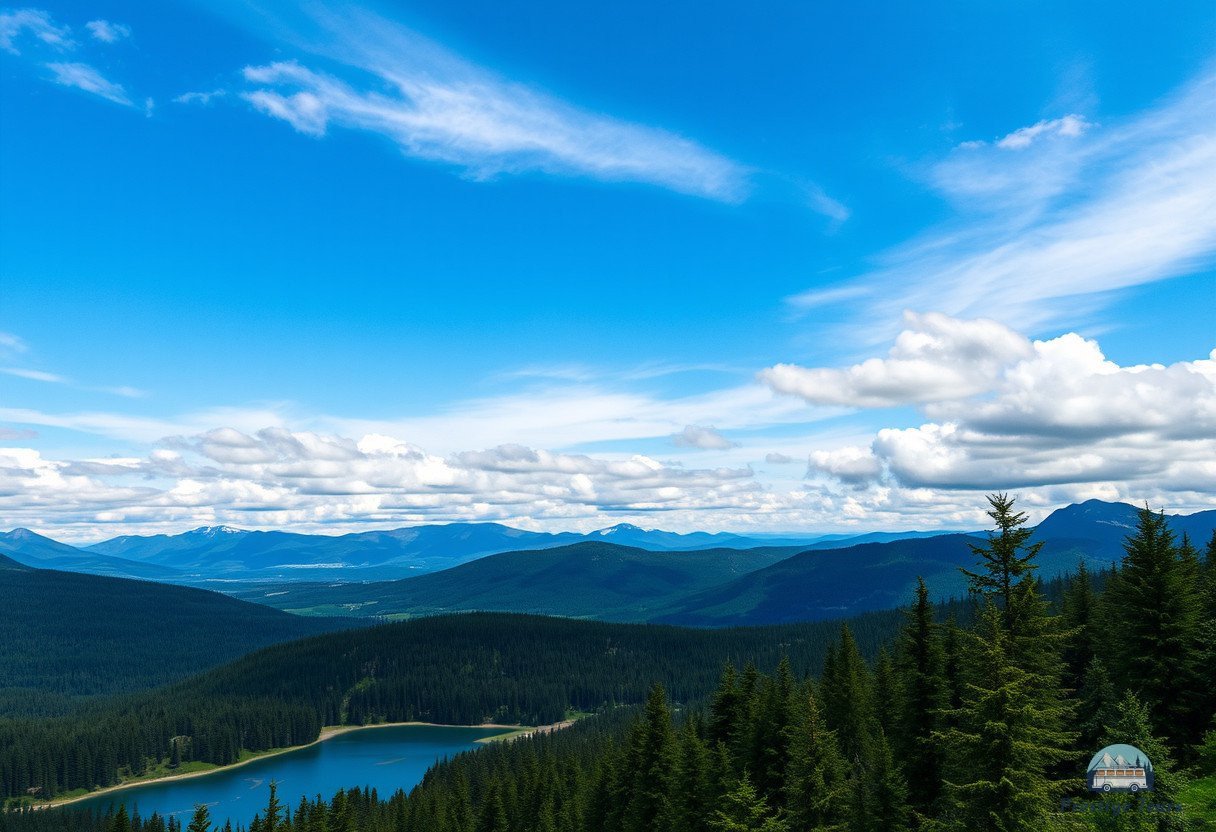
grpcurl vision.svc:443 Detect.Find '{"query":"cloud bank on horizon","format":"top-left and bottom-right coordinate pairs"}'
top-left (1, 1), bottom-right (1214, 539)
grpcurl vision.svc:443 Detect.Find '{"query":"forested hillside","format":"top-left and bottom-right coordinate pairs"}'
top-left (0, 566), bottom-right (352, 717)
top-left (226, 542), bottom-right (803, 619)
top-left (0, 602), bottom-right (941, 802)
top-left (208, 499), bottom-right (1208, 832)
top-left (17, 497), bottom-right (1211, 832)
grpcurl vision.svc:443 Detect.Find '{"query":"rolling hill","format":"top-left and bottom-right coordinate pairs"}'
top-left (0, 528), bottom-right (184, 581)
top-left (225, 500), bottom-right (1216, 627)
top-left (654, 500), bottom-right (1216, 626)
top-left (0, 562), bottom-right (354, 715)
top-left (227, 541), bottom-right (804, 619)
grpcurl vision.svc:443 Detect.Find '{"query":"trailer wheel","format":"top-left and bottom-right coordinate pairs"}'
top-left (1102, 784), bottom-right (1112, 792)
top-left (1130, 783), bottom-right (1139, 793)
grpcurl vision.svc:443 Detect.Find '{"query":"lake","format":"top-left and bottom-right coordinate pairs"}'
top-left (65, 724), bottom-right (508, 828)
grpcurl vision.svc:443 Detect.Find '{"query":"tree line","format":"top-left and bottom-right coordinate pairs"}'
top-left (1, 601), bottom-right (921, 800)
top-left (7, 496), bottom-right (1213, 830)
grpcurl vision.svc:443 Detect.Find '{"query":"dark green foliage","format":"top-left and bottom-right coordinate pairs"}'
top-left (935, 605), bottom-right (1076, 832)
top-left (1102, 508), bottom-right (1205, 749)
top-left (4, 495), bottom-right (1213, 832)
top-left (895, 577), bottom-right (947, 819)
top-left (961, 492), bottom-right (1042, 622)
top-left (0, 611), bottom-right (912, 800)
top-left (0, 565), bottom-right (350, 713)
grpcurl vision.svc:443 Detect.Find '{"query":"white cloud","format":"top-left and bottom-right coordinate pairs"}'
top-left (1, 367), bottom-right (67, 383)
top-left (764, 452), bottom-right (797, 464)
top-left (45, 62), bottom-right (133, 106)
top-left (173, 89), bottom-right (226, 106)
top-left (236, 5), bottom-right (748, 200)
top-left (0, 333), bottom-right (29, 356)
top-left (671, 425), bottom-right (737, 450)
top-left (760, 312), bottom-right (1032, 407)
top-left (972, 114), bottom-right (1094, 150)
top-left (85, 20), bottom-right (130, 43)
top-left (784, 317), bottom-right (1216, 495)
top-left (809, 446), bottom-right (883, 486)
top-left (792, 70), bottom-right (1216, 339)
top-left (0, 8), bottom-right (72, 54)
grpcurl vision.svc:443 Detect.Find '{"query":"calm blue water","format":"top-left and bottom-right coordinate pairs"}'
top-left (66, 725), bottom-right (506, 828)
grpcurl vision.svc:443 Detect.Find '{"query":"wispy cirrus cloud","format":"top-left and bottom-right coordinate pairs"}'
top-left (237, 6), bottom-right (749, 201)
top-left (1, 367), bottom-right (67, 383)
top-left (45, 61), bottom-right (132, 106)
top-left (793, 69), bottom-right (1216, 340)
top-left (0, 8), bottom-right (72, 54)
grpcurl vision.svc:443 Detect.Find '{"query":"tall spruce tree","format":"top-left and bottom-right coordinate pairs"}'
top-left (961, 493), bottom-right (1042, 626)
top-left (186, 805), bottom-right (211, 832)
top-left (1102, 507), bottom-right (1204, 747)
top-left (710, 774), bottom-right (789, 832)
top-left (935, 604), bottom-right (1076, 832)
top-left (896, 577), bottom-right (947, 820)
top-left (621, 684), bottom-right (678, 832)
top-left (783, 683), bottom-right (850, 832)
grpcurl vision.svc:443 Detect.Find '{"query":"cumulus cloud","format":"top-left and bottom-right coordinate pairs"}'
top-left (45, 62), bottom-right (132, 106)
top-left (672, 425), bottom-right (737, 450)
top-left (236, 5), bottom-right (748, 200)
top-left (809, 446), bottom-right (883, 486)
top-left (0, 427), bottom-right (772, 537)
top-left (85, 19), bottom-right (130, 43)
top-left (760, 312), bottom-right (1032, 407)
top-left (786, 316), bottom-right (1216, 496)
top-left (0, 8), bottom-right (72, 54)
top-left (764, 452), bottom-right (797, 464)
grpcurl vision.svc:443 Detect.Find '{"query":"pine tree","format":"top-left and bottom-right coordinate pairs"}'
top-left (858, 731), bottom-right (910, 832)
top-left (621, 684), bottom-right (677, 832)
top-left (1076, 657), bottom-right (1118, 751)
top-left (110, 806), bottom-right (132, 832)
top-left (475, 780), bottom-right (510, 832)
top-left (708, 664), bottom-right (741, 751)
top-left (895, 577), bottom-right (947, 819)
top-left (935, 604), bottom-right (1076, 832)
top-left (1060, 560), bottom-right (1098, 694)
top-left (820, 626), bottom-right (876, 769)
top-left (262, 781), bottom-right (284, 832)
top-left (1103, 507), bottom-right (1204, 747)
top-left (709, 774), bottom-right (788, 832)
top-left (960, 493), bottom-right (1041, 626)
top-left (783, 684), bottom-right (849, 832)
top-left (671, 719), bottom-right (714, 832)
top-left (186, 805), bottom-right (212, 832)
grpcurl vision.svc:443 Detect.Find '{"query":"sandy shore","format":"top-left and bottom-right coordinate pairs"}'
top-left (30, 719), bottom-right (569, 810)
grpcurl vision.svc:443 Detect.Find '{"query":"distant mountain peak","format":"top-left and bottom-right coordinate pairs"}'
top-left (597, 523), bottom-right (648, 535)
top-left (189, 525), bottom-right (246, 536)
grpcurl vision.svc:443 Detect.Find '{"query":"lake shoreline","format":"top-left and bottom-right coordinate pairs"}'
top-left (31, 719), bottom-right (563, 811)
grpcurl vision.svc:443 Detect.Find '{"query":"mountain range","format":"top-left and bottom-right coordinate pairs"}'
top-left (3, 500), bottom-right (1213, 629)
top-left (0, 521), bottom-right (945, 583)
top-left (227, 500), bottom-right (1216, 626)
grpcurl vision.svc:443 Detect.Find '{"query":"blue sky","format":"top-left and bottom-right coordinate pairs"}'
top-left (1, 0), bottom-right (1214, 540)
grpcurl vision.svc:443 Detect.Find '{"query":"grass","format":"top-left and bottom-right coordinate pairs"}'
top-left (1180, 774), bottom-right (1216, 824)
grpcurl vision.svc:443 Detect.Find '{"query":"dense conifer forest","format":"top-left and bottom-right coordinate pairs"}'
top-left (0, 567), bottom-right (352, 717)
top-left (3, 498), bottom-right (1214, 830)
top-left (0, 602), bottom-right (933, 801)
